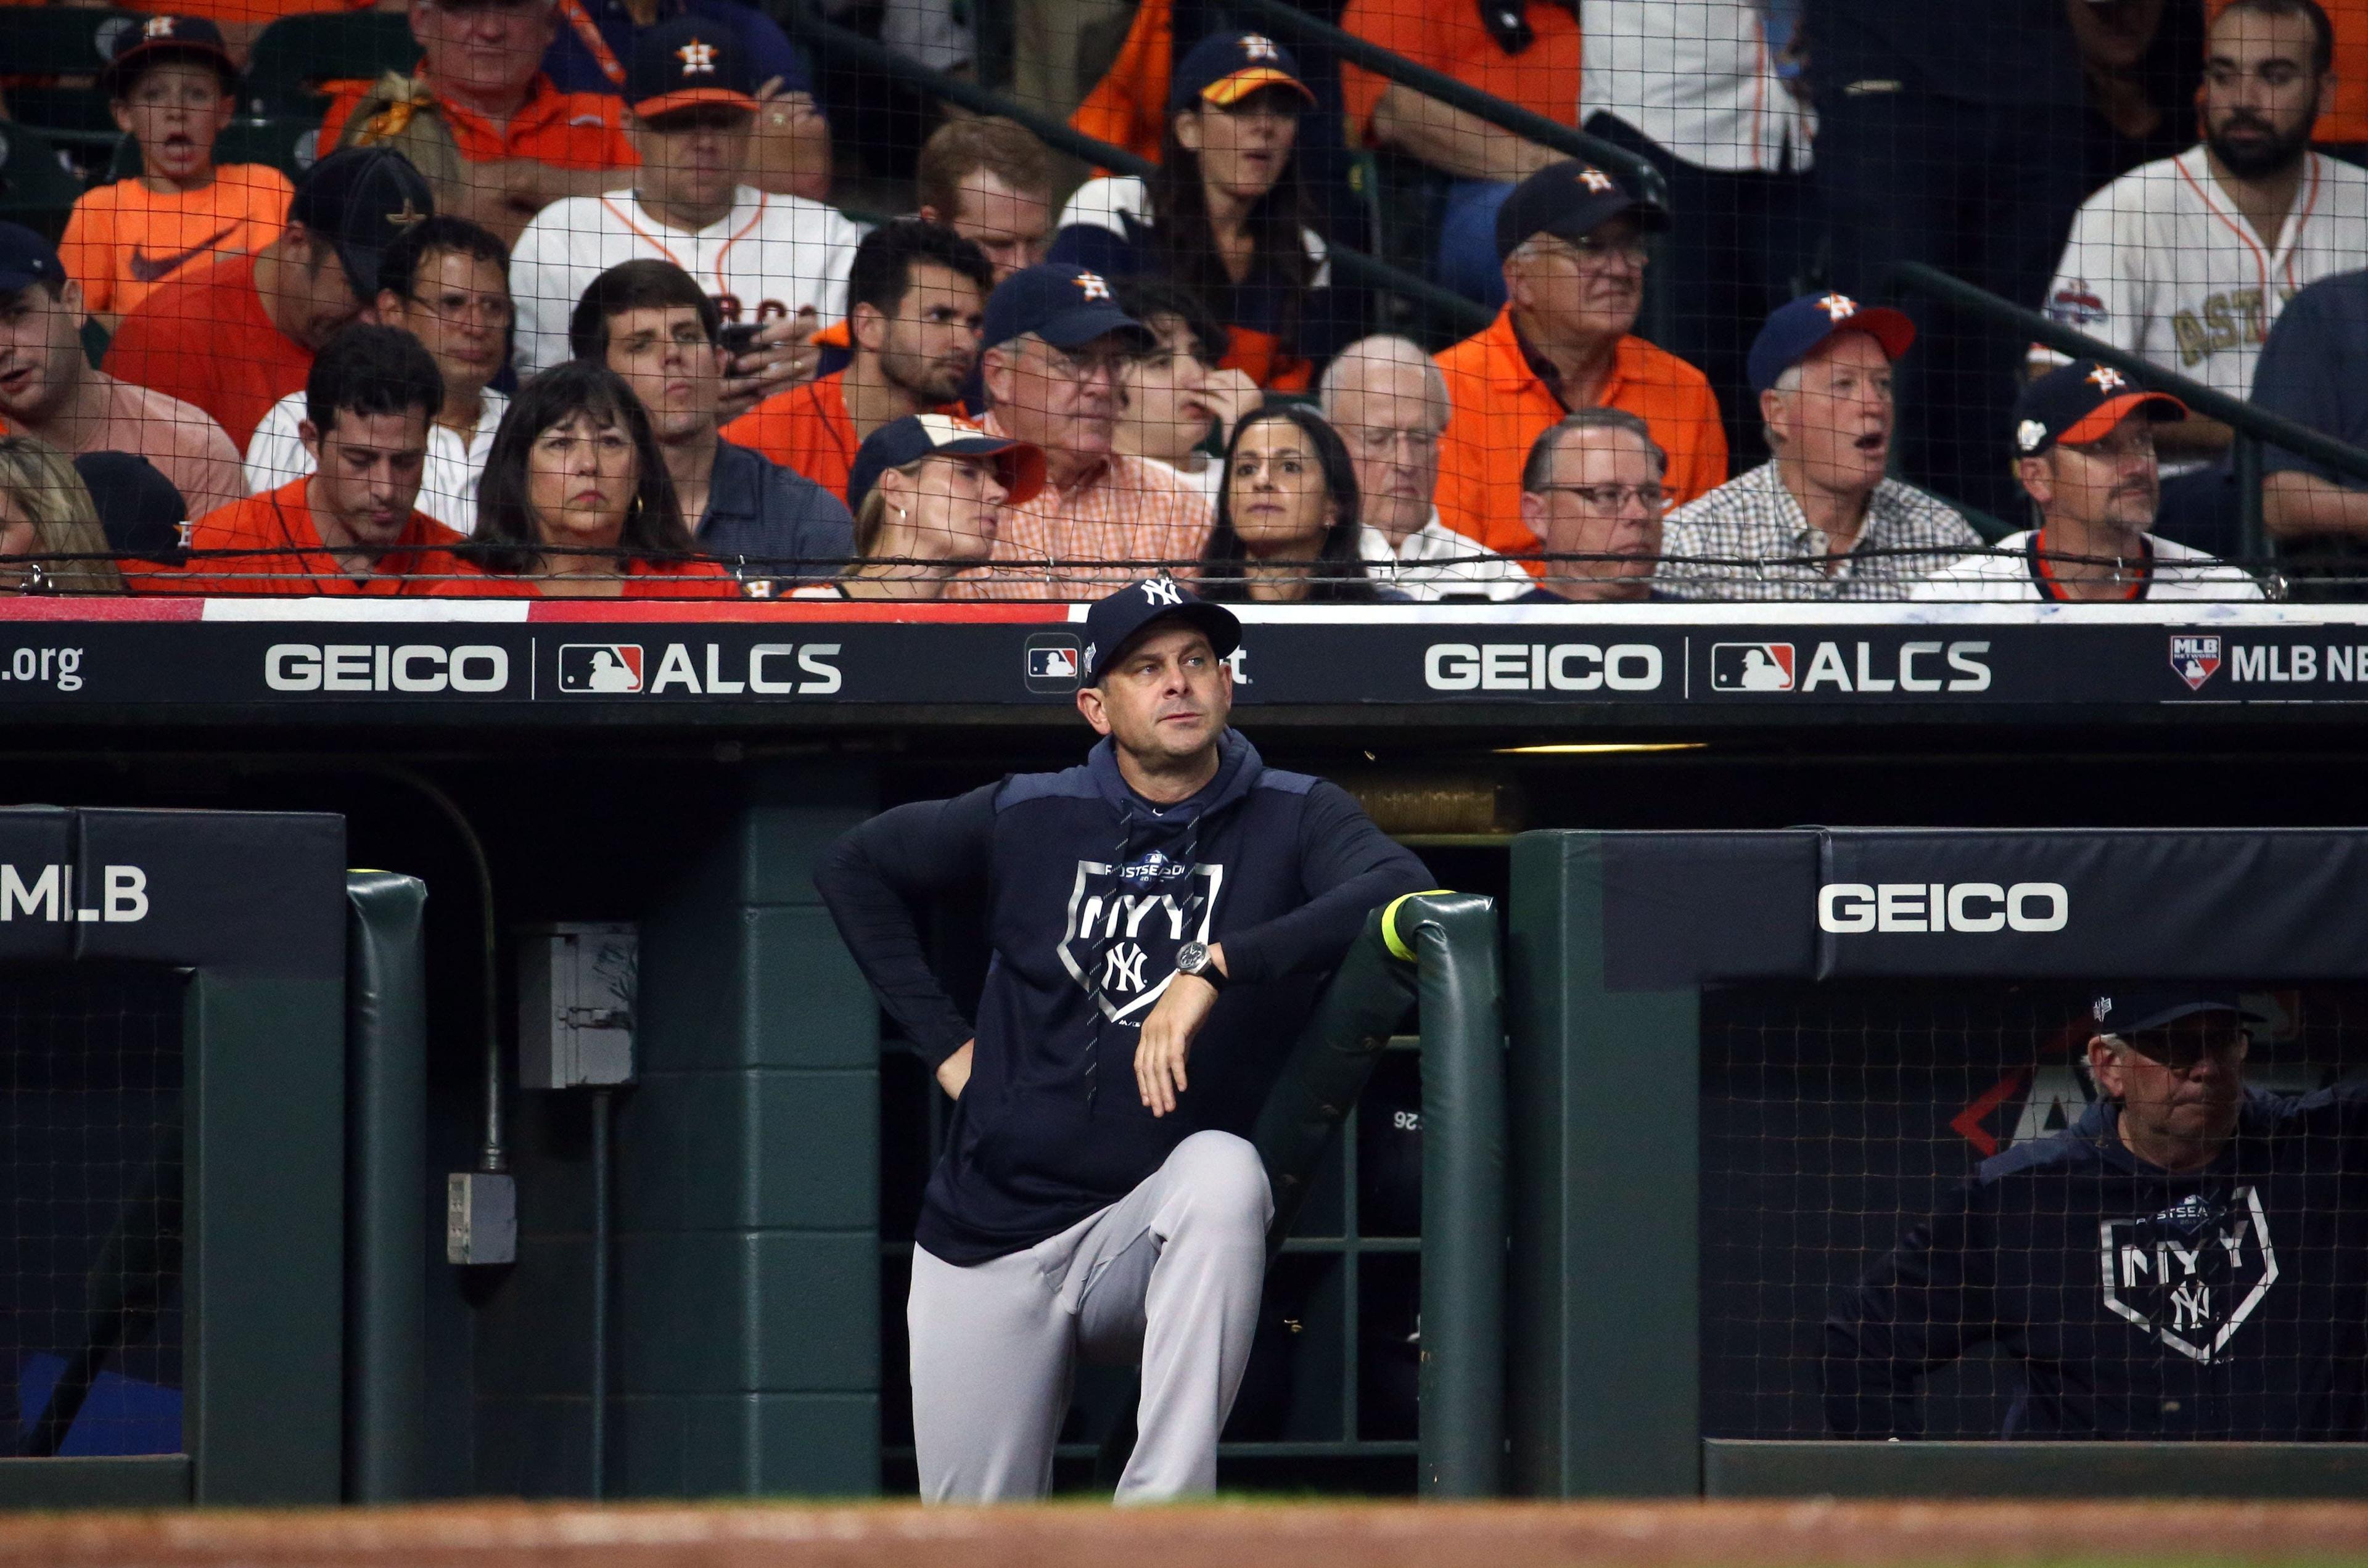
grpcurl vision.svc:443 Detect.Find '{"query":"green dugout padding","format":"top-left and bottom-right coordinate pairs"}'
top-left (0, 808), bottom-right (348, 1509)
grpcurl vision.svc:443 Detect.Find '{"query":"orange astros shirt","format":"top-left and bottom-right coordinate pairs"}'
top-left (1433, 307), bottom-right (1727, 570)
top-left (61, 165), bottom-right (294, 323)
top-left (722, 373), bottom-right (964, 503)
top-left (105, 253), bottom-right (312, 452)
top-left (320, 73), bottom-right (637, 173)
top-left (173, 478), bottom-right (495, 596)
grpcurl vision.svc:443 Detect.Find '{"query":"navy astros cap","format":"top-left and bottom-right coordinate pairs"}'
top-left (1748, 291), bottom-right (1916, 394)
top-left (1494, 159), bottom-right (1666, 261)
top-left (2090, 988), bottom-right (2263, 1038)
top-left (2014, 359), bottom-right (2187, 458)
top-left (1167, 30), bottom-right (1316, 113)
top-left (0, 223), bottom-right (67, 297)
top-left (846, 412), bottom-right (1046, 517)
top-left (1083, 576), bottom-right (1241, 685)
top-left (289, 146), bottom-right (434, 300)
top-left (75, 451), bottom-right (188, 566)
top-left (101, 13), bottom-right (237, 98)
top-left (981, 263), bottom-right (1156, 355)
top-left (628, 14), bottom-right (757, 121)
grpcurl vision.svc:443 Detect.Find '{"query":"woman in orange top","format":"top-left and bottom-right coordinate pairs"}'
top-left (470, 362), bottom-right (738, 598)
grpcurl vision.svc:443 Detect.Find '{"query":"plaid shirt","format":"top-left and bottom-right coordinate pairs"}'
top-left (946, 414), bottom-right (1214, 601)
top-left (1659, 461), bottom-right (1981, 601)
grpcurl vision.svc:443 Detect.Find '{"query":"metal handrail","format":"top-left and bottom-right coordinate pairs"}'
top-left (1889, 260), bottom-right (2368, 562)
top-left (782, 6), bottom-right (1494, 335)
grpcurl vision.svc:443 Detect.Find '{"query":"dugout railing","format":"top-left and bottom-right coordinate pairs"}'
top-left (1509, 827), bottom-right (2368, 1500)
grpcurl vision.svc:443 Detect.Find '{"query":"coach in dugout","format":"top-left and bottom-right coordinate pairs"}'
top-left (816, 578), bottom-right (1429, 1500)
top-left (1827, 990), bottom-right (2368, 1439)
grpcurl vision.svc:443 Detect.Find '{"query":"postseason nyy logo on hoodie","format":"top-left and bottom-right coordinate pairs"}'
top-left (1056, 848), bottom-right (1223, 1022)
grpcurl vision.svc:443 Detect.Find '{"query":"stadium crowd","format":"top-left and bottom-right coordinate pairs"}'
top-left (0, 0), bottom-right (2361, 599)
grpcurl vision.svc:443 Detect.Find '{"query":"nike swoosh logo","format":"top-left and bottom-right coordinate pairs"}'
top-left (128, 226), bottom-right (240, 284)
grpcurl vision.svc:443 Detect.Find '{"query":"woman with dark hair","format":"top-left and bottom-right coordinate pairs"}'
top-left (471, 362), bottom-right (736, 598)
top-left (1199, 404), bottom-right (1390, 602)
top-left (1049, 31), bottom-right (1336, 392)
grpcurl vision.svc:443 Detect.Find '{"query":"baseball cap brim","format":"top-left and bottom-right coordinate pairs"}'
top-left (1032, 302), bottom-right (1156, 353)
top-left (1098, 602), bottom-right (1241, 683)
top-left (2059, 390), bottom-right (2187, 448)
top-left (1827, 306), bottom-right (1916, 364)
top-left (2110, 998), bottom-right (2256, 1036)
top-left (936, 433), bottom-right (1046, 508)
top-left (1529, 197), bottom-right (1671, 248)
top-left (1200, 67), bottom-right (1315, 108)
top-left (631, 88), bottom-right (758, 119)
top-left (101, 39), bottom-right (236, 97)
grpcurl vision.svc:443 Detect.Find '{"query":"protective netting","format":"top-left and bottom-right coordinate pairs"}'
top-left (1702, 979), bottom-right (2368, 1442)
top-left (0, 963), bottom-right (187, 1460)
top-left (0, 0), bottom-right (2358, 601)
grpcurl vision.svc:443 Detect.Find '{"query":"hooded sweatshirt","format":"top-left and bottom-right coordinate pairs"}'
top-left (816, 729), bottom-right (1432, 1265)
top-left (1827, 1082), bottom-right (2368, 1440)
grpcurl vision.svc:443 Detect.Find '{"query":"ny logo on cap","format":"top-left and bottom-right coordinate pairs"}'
top-left (2089, 365), bottom-right (2127, 393)
top-left (1241, 33), bottom-right (1280, 61)
top-left (142, 15), bottom-right (178, 38)
top-left (1141, 577), bottom-right (1183, 607)
top-left (676, 38), bottom-right (718, 73)
top-left (1817, 292), bottom-right (1859, 322)
top-left (1577, 166), bottom-right (1616, 194)
top-left (1075, 271), bottom-right (1112, 301)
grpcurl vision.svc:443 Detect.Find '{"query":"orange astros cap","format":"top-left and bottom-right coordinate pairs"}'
top-left (2012, 359), bottom-right (2187, 458)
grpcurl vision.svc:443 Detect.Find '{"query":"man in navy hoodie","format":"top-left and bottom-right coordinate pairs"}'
top-left (816, 577), bottom-right (1430, 1501)
top-left (1827, 990), bottom-right (2368, 1440)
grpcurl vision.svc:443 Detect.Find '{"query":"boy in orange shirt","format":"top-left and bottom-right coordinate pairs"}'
top-left (60, 15), bottom-right (294, 333)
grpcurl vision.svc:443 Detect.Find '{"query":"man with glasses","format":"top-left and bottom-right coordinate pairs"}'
top-left (1433, 160), bottom-right (1726, 583)
top-left (950, 264), bottom-right (1211, 600)
top-left (1513, 409), bottom-right (1670, 602)
top-left (1912, 360), bottom-right (2261, 602)
top-left (245, 217), bottom-right (512, 535)
top-left (1664, 293), bottom-right (1977, 601)
top-left (1318, 334), bottom-right (1526, 601)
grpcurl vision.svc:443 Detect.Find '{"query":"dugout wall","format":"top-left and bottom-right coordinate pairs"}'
top-left (1509, 828), bottom-right (2368, 1500)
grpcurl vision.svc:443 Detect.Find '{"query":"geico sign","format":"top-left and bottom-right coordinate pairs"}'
top-left (266, 643), bottom-right (509, 693)
top-left (1425, 641), bottom-right (1664, 692)
top-left (1818, 881), bottom-right (2068, 934)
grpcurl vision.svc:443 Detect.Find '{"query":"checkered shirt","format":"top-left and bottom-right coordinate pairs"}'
top-left (1659, 461), bottom-right (1982, 601)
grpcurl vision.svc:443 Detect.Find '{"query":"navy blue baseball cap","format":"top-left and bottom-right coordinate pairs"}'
top-left (0, 223), bottom-right (67, 297)
top-left (1167, 30), bottom-right (1316, 113)
top-left (981, 263), bottom-right (1156, 355)
top-left (2090, 989), bottom-right (2263, 1038)
top-left (289, 145), bottom-right (434, 299)
top-left (1748, 291), bottom-right (1917, 394)
top-left (1494, 159), bottom-right (1666, 261)
top-left (2013, 359), bottom-right (2187, 458)
top-left (846, 413), bottom-right (1046, 517)
top-left (101, 13), bottom-right (236, 97)
top-left (628, 14), bottom-right (757, 121)
top-left (1082, 577), bottom-right (1241, 685)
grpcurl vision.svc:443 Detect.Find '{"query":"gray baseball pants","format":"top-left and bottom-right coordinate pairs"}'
top-left (906, 1129), bottom-right (1273, 1503)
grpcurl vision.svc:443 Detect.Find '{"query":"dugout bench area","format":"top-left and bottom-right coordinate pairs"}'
top-left (10, 599), bottom-right (2368, 1507)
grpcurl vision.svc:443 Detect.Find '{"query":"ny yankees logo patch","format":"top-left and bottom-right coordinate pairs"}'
top-left (1140, 576), bottom-right (1183, 606)
top-left (1058, 856), bottom-right (1223, 1022)
top-left (676, 38), bottom-right (718, 73)
top-left (2089, 365), bottom-right (2128, 393)
top-left (1817, 292), bottom-right (1860, 322)
top-left (2099, 1186), bottom-right (2280, 1364)
top-left (1577, 166), bottom-right (1616, 194)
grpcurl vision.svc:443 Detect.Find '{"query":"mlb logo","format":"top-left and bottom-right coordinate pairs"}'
top-left (557, 644), bottom-right (644, 694)
top-left (1710, 642), bottom-right (1796, 692)
top-left (2169, 634), bottom-right (2222, 692)
top-left (1024, 633), bottom-right (1083, 693)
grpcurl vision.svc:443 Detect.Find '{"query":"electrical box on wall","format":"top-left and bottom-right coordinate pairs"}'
top-left (448, 1172), bottom-right (516, 1265)
top-left (517, 922), bottom-right (638, 1088)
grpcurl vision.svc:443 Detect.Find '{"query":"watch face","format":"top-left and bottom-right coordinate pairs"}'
top-left (1177, 941), bottom-right (1208, 973)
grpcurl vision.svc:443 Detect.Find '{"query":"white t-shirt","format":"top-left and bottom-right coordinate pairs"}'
top-left (1358, 511), bottom-right (1531, 601)
top-left (511, 186), bottom-right (862, 374)
top-left (2039, 147), bottom-right (2368, 402)
top-left (1909, 529), bottom-right (2265, 602)
top-left (243, 388), bottom-right (509, 536)
top-left (1577, 1), bottom-right (1811, 173)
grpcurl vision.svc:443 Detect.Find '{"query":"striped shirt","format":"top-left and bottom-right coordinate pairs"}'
top-left (947, 413), bottom-right (1214, 601)
top-left (1660, 459), bottom-right (1980, 601)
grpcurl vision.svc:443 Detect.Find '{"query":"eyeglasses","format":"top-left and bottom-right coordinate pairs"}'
top-left (408, 289), bottom-right (514, 327)
top-left (1532, 482), bottom-right (1668, 512)
top-left (1538, 234), bottom-right (1651, 270)
top-left (1030, 343), bottom-right (1137, 384)
top-left (1345, 425), bottom-right (1442, 458)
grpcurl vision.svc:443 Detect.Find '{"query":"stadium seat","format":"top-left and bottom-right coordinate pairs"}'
top-left (0, 121), bottom-right (96, 243)
top-left (103, 115), bottom-right (319, 184)
top-left (241, 11), bottom-right (418, 117)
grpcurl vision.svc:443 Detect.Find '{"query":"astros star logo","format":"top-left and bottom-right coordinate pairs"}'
top-left (1577, 166), bottom-right (1615, 194)
top-left (142, 15), bottom-right (178, 38)
top-left (676, 38), bottom-right (718, 74)
top-left (1075, 271), bottom-right (1111, 301)
top-left (1817, 292), bottom-right (1859, 322)
top-left (1241, 34), bottom-right (1280, 61)
top-left (2089, 365), bottom-right (2127, 393)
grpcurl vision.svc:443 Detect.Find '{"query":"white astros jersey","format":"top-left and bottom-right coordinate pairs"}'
top-left (2040, 146), bottom-right (2368, 400)
top-left (510, 184), bottom-right (863, 374)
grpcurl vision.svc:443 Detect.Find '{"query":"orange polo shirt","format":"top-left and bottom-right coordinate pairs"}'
top-left (1338, 0), bottom-right (1581, 146)
top-left (173, 478), bottom-right (495, 596)
top-left (1433, 306), bottom-right (1725, 565)
top-left (319, 73), bottom-right (638, 172)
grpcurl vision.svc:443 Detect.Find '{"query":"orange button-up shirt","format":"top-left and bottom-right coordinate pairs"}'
top-left (171, 478), bottom-right (495, 596)
top-left (945, 411), bottom-right (1213, 600)
top-left (320, 73), bottom-right (638, 172)
top-left (1433, 306), bottom-right (1726, 565)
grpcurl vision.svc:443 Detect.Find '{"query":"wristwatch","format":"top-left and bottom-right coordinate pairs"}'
top-left (1174, 940), bottom-right (1226, 990)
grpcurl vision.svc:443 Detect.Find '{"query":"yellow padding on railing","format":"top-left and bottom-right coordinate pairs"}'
top-left (1381, 890), bottom-right (1458, 963)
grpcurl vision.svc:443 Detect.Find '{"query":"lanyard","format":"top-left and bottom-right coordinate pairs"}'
top-left (556, 0), bottom-right (627, 87)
